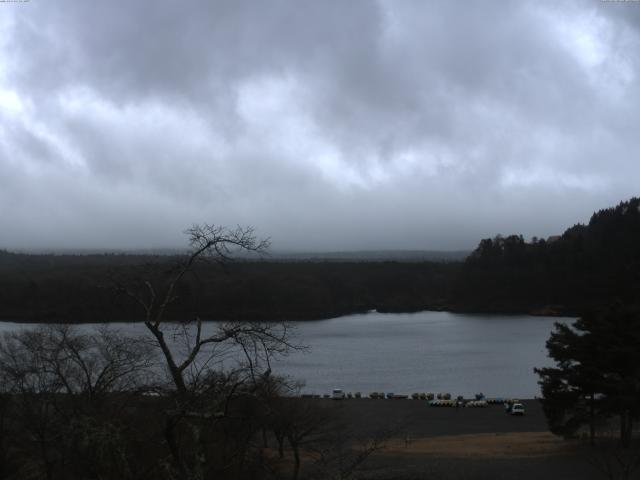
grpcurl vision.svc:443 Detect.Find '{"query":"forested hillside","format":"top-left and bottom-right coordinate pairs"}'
top-left (2, 197), bottom-right (640, 322)
top-left (452, 197), bottom-right (640, 315)
top-left (0, 253), bottom-right (457, 322)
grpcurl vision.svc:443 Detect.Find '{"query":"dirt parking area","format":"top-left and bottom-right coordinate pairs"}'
top-left (318, 398), bottom-right (548, 438)
top-left (382, 431), bottom-right (570, 458)
top-left (303, 398), bottom-right (605, 480)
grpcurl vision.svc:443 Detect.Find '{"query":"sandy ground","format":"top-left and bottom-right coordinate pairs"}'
top-left (298, 399), bottom-right (609, 479)
top-left (382, 431), bottom-right (571, 458)
top-left (320, 398), bottom-right (549, 438)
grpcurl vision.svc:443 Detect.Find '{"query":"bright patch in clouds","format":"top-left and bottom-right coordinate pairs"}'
top-left (236, 74), bottom-right (376, 189)
top-left (554, 10), bottom-right (609, 69)
top-left (0, 89), bottom-right (24, 114)
top-left (501, 165), bottom-right (607, 192)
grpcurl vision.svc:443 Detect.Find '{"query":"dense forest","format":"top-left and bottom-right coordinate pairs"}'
top-left (1, 197), bottom-right (639, 323)
top-left (0, 252), bottom-right (457, 322)
top-left (452, 197), bottom-right (640, 315)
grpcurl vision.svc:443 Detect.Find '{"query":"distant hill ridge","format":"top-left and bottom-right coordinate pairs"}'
top-left (453, 197), bottom-right (640, 315)
top-left (265, 250), bottom-right (469, 262)
top-left (2, 248), bottom-right (469, 263)
top-left (1, 197), bottom-right (639, 322)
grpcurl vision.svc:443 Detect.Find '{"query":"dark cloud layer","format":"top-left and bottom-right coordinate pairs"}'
top-left (1, 1), bottom-right (639, 251)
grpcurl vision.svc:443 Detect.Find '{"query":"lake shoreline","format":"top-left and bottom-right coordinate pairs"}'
top-left (0, 311), bottom-right (563, 398)
top-left (0, 305), bottom-right (577, 324)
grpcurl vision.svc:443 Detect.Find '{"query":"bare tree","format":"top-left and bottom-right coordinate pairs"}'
top-left (0, 325), bottom-right (155, 400)
top-left (0, 328), bottom-right (63, 480)
top-left (260, 394), bottom-right (393, 480)
top-left (310, 424), bottom-right (394, 480)
top-left (0, 325), bottom-right (155, 480)
top-left (279, 399), bottom-right (332, 480)
top-left (116, 224), bottom-right (293, 395)
top-left (116, 224), bottom-right (301, 480)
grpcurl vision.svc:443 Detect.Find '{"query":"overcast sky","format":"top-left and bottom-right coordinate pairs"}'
top-left (1, 1), bottom-right (639, 251)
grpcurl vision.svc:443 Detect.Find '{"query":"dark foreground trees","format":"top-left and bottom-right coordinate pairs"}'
top-left (0, 325), bottom-right (155, 479)
top-left (536, 305), bottom-right (640, 447)
top-left (0, 326), bottom-right (384, 480)
top-left (116, 224), bottom-right (303, 479)
top-left (0, 225), bottom-right (388, 480)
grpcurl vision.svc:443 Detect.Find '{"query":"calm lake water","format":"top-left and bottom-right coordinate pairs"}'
top-left (0, 311), bottom-right (570, 398)
top-left (273, 311), bottom-right (569, 398)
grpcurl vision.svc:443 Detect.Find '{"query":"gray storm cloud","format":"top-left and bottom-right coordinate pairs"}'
top-left (0, 0), bottom-right (639, 251)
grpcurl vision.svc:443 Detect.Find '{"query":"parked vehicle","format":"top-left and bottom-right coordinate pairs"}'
top-left (332, 389), bottom-right (345, 399)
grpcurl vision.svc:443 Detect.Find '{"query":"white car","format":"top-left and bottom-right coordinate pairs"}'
top-left (332, 389), bottom-right (345, 400)
top-left (511, 403), bottom-right (525, 415)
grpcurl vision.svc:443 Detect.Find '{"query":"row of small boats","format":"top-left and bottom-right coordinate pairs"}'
top-left (302, 391), bottom-right (519, 404)
top-left (429, 399), bottom-right (487, 407)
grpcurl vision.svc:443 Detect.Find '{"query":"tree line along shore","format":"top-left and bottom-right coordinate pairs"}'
top-left (2, 197), bottom-right (640, 323)
top-left (1, 199), bottom-right (639, 479)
